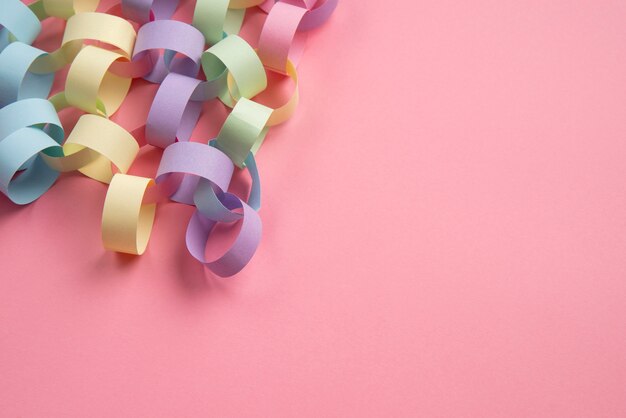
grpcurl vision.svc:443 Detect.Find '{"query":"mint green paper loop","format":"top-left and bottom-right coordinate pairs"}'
top-left (201, 35), bottom-right (267, 106)
top-left (0, 0), bottom-right (42, 50)
top-left (215, 98), bottom-right (272, 167)
top-left (193, 0), bottom-right (229, 46)
top-left (0, 127), bottom-right (61, 204)
top-left (0, 99), bottom-right (64, 144)
top-left (0, 42), bottom-right (53, 107)
top-left (193, 0), bottom-right (246, 46)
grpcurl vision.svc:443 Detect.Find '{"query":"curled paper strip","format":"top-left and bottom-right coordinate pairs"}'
top-left (42, 114), bottom-right (140, 183)
top-left (0, 98), bottom-right (63, 204)
top-left (215, 98), bottom-right (272, 167)
top-left (132, 20), bottom-right (205, 83)
top-left (0, 42), bottom-right (53, 107)
top-left (192, 0), bottom-right (245, 47)
top-left (64, 45), bottom-right (132, 116)
top-left (0, 0), bottom-right (338, 277)
top-left (201, 34), bottom-right (267, 106)
top-left (257, 1), bottom-right (308, 73)
top-left (146, 72), bottom-right (203, 148)
top-left (31, 11), bottom-right (137, 73)
top-left (102, 173), bottom-right (156, 255)
top-left (0, 0), bottom-right (41, 48)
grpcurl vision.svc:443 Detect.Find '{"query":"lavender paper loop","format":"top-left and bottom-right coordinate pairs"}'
top-left (121, 0), bottom-right (179, 24)
top-left (133, 20), bottom-right (205, 83)
top-left (146, 72), bottom-right (202, 148)
top-left (156, 141), bottom-right (235, 204)
top-left (185, 200), bottom-right (262, 277)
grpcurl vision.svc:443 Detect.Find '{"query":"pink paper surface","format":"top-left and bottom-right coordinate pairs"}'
top-left (2, 0), bottom-right (626, 416)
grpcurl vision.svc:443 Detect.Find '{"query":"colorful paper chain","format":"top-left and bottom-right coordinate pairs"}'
top-left (0, 0), bottom-right (336, 276)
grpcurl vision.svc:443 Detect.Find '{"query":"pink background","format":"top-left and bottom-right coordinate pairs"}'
top-left (2, 0), bottom-right (626, 416)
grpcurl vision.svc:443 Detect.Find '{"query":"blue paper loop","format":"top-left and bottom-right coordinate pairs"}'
top-left (0, 42), bottom-right (54, 107)
top-left (0, 0), bottom-right (41, 50)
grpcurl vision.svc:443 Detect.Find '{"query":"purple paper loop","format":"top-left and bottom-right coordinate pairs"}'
top-left (185, 200), bottom-right (262, 277)
top-left (133, 20), bottom-right (205, 83)
top-left (146, 72), bottom-right (203, 149)
top-left (155, 141), bottom-right (235, 205)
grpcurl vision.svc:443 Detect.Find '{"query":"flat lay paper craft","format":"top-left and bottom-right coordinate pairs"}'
top-left (0, 0), bottom-right (337, 277)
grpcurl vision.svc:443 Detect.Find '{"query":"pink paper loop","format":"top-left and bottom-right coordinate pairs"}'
top-left (257, 1), bottom-right (308, 74)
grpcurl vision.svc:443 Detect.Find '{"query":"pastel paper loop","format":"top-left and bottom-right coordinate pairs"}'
top-left (201, 35), bottom-right (267, 107)
top-left (155, 141), bottom-right (235, 205)
top-left (0, 0), bottom-right (41, 49)
top-left (146, 72), bottom-right (203, 148)
top-left (64, 45), bottom-right (132, 116)
top-left (102, 174), bottom-right (156, 255)
top-left (192, 0), bottom-right (245, 46)
top-left (215, 98), bottom-right (272, 167)
top-left (0, 99), bottom-right (64, 205)
top-left (132, 20), bottom-right (205, 83)
top-left (0, 98), bottom-right (64, 144)
top-left (41, 114), bottom-right (140, 183)
top-left (185, 198), bottom-right (262, 277)
top-left (257, 1), bottom-right (307, 74)
top-left (121, 0), bottom-right (179, 24)
top-left (0, 127), bottom-right (62, 204)
top-left (0, 42), bottom-right (53, 108)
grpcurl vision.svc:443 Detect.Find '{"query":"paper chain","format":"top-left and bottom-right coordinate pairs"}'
top-left (0, 0), bottom-right (336, 276)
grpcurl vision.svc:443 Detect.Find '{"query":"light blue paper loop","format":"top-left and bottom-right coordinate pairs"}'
top-left (0, 42), bottom-right (54, 107)
top-left (0, 0), bottom-right (42, 50)
top-left (0, 127), bottom-right (61, 204)
top-left (0, 99), bottom-right (64, 144)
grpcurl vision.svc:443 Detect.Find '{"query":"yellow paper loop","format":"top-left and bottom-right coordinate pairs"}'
top-left (102, 174), bottom-right (156, 255)
top-left (65, 45), bottom-right (131, 116)
top-left (41, 114), bottom-right (140, 183)
top-left (31, 12), bottom-right (136, 73)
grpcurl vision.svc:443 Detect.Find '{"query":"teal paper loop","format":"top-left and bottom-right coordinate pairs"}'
top-left (0, 0), bottom-right (42, 50)
top-left (0, 99), bottom-right (64, 144)
top-left (0, 127), bottom-right (61, 204)
top-left (0, 42), bottom-right (53, 107)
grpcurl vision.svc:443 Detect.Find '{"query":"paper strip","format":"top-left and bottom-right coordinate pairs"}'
top-left (201, 34), bottom-right (267, 106)
top-left (215, 98), bottom-right (272, 167)
top-left (257, 1), bottom-right (307, 73)
top-left (65, 45), bottom-right (132, 116)
top-left (102, 174), bottom-right (156, 255)
top-left (0, 0), bottom-right (41, 49)
top-left (0, 42), bottom-right (53, 107)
